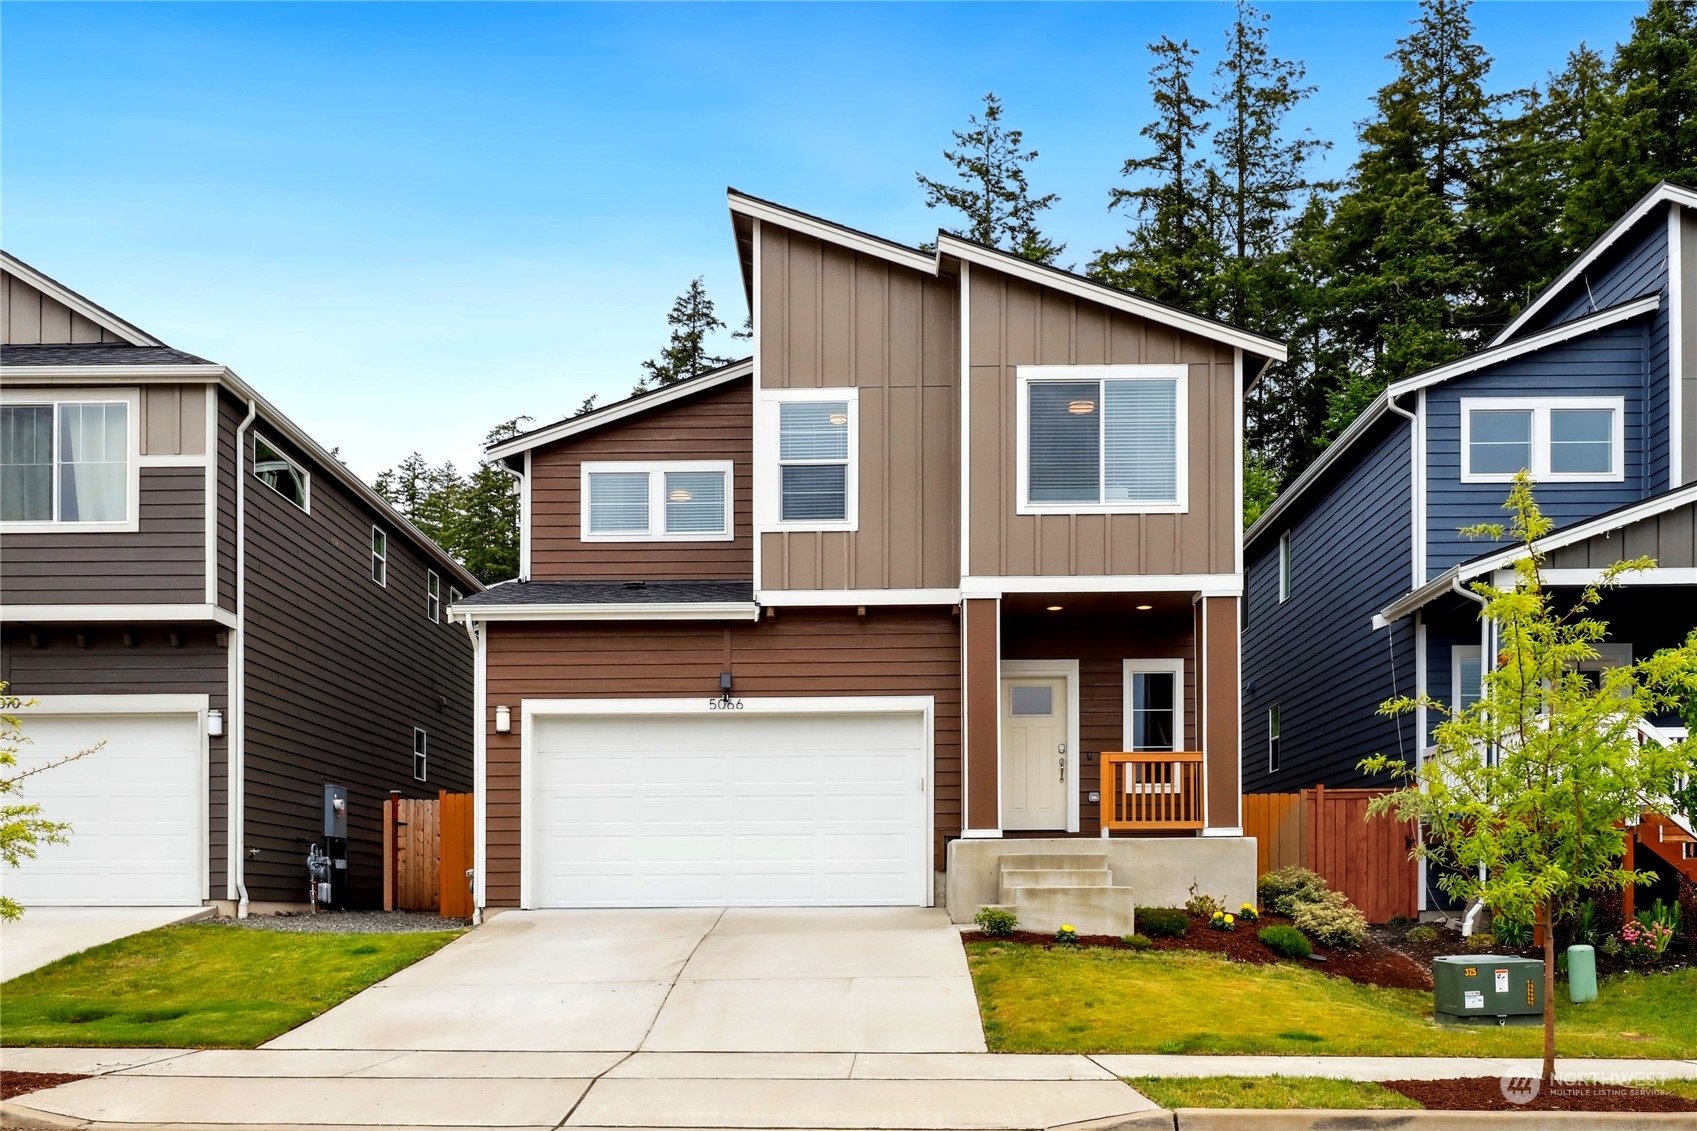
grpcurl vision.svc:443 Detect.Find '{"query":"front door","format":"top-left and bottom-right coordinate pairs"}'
top-left (1001, 677), bottom-right (1068, 830)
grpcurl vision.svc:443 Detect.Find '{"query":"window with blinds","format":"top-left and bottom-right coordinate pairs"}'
top-left (580, 461), bottom-right (733, 541)
top-left (1020, 367), bottom-right (1185, 513)
top-left (779, 400), bottom-right (851, 522)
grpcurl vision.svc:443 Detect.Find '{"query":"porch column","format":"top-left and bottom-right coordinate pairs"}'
top-left (961, 596), bottom-right (1001, 836)
top-left (1197, 594), bottom-right (1242, 834)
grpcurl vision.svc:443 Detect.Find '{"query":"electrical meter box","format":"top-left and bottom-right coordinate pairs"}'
top-left (1433, 955), bottom-right (1544, 1025)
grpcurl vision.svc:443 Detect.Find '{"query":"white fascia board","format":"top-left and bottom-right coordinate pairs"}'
top-left (486, 361), bottom-right (753, 462)
top-left (728, 193), bottom-right (936, 275)
top-left (759, 588), bottom-right (961, 607)
top-left (0, 364), bottom-right (223, 383)
top-left (0, 603), bottom-right (238, 628)
top-left (961, 574), bottom-right (1241, 596)
top-left (1490, 183), bottom-right (1697, 347)
top-left (0, 252), bottom-right (165, 346)
top-left (937, 235), bottom-right (1287, 363)
top-left (458, 602), bottom-right (760, 623)
top-left (1540, 567), bottom-right (1697, 586)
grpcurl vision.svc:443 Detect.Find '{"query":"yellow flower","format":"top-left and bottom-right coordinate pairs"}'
top-left (1224, 913), bottom-right (1236, 924)
top-left (1060, 924), bottom-right (1074, 932)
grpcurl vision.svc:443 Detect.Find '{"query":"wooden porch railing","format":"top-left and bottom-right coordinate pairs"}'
top-left (1101, 751), bottom-right (1205, 832)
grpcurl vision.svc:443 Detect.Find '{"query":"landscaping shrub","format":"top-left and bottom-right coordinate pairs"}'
top-left (1123, 933), bottom-right (1153, 951)
top-left (1136, 907), bottom-right (1190, 937)
top-left (1257, 866), bottom-right (1329, 916)
top-left (1185, 882), bottom-right (1226, 919)
top-left (1291, 890), bottom-right (1369, 949)
top-left (1238, 902), bottom-right (1260, 922)
top-left (1491, 916), bottom-right (1532, 948)
top-left (1056, 923), bottom-right (1079, 945)
top-left (1259, 924), bottom-right (1313, 959)
top-left (1209, 910), bottom-right (1237, 931)
top-left (1405, 924), bottom-right (1440, 944)
top-left (974, 906), bottom-right (1018, 937)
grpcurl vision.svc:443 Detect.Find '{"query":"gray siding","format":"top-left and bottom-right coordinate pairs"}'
top-left (2, 466), bottom-right (206, 605)
top-left (1242, 419), bottom-right (1416, 792)
top-left (216, 392), bottom-right (241, 611)
top-left (0, 626), bottom-right (229, 898)
top-left (1424, 320), bottom-right (1653, 576)
top-left (238, 420), bottom-right (475, 906)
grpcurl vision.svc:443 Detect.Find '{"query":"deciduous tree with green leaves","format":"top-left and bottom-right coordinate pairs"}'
top-left (1361, 475), bottom-right (1697, 1084)
top-left (917, 92), bottom-right (1064, 264)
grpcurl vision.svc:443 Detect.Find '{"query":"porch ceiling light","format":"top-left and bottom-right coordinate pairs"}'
top-left (828, 412), bottom-right (849, 425)
top-left (1066, 399), bottom-right (1096, 415)
top-left (669, 489), bottom-right (693, 501)
top-left (1136, 604), bottom-right (1153, 610)
top-left (1046, 605), bottom-right (1063, 612)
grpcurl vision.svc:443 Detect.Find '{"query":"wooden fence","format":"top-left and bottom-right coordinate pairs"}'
top-left (1241, 786), bottom-right (1418, 924)
top-left (383, 791), bottom-right (474, 916)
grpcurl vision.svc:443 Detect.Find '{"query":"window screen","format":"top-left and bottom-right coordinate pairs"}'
top-left (588, 471), bottom-right (650, 534)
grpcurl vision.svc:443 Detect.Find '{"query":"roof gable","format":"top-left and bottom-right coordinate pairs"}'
top-left (1, 252), bottom-right (164, 347)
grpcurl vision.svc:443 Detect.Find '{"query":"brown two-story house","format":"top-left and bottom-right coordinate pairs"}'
top-left (453, 193), bottom-right (1283, 922)
top-left (0, 252), bottom-right (478, 913)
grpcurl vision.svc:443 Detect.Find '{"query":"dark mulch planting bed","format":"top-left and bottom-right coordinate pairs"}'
top-left (1384, 1076), bottom-right (1697, 1112)
top-left (987, 911), bottom-right (1433, 991)
top-left (1, 1072), bottom-right (87, 1100)
top-left (1371, 920), bottom-right (1696, 978)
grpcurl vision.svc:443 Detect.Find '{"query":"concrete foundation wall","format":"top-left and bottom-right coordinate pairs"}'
top-left (945, 836), bottom-right (1257, 922)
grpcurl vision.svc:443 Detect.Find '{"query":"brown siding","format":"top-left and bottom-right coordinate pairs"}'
top-left (239, 422), bottom-right (475, 906)
top-left (1544, 499), bottom-right (1696, 570)
top-left (757, 225), bottom-right (960, 592)
top-left (529, 378), bottom-right (753, 581)
top-left (483, 608), bottom-right (961, 908)
top-left (216, 392), bottom-right (240, 611)
top-left (0, 625), bottom-right (229, 897)
top-left (2, 466), bottom-right (206, 604)
top-left (1199, 595), bottom-right (1241, 828)
top-left (141, 385), bottom-right (209, 457)
top-left (966, 267), bottom-right (1239, 578)
top-left (961, 598), bottom-right (999, 830)
top-left (0, 270), bottom-right (124, 345)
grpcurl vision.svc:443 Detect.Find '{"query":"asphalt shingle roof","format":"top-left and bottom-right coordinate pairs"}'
top-left (454, 579), bottom-right (754, 608)
top-left (1, 343), bottom-right (214, 367)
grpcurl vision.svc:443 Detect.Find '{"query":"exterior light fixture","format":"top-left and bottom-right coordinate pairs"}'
top-left (1135, 604), bottom-right (1153, 611)
top-left (494, 705), bottom-right (512, 733)
top-left (1066, 400), bottom-right (1096, 415)
top-left (206, 709), bottom-right (224, 737)
top-left (1046, 605), bottom-right (1064, 612)
top-left (669, 489), bottom-right (693, 501)
top-left (828, 412), bottom-right (848, 426)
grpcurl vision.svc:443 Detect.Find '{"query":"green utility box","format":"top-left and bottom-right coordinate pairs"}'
top-left (1433, 955), bottom-right (1544, 1026)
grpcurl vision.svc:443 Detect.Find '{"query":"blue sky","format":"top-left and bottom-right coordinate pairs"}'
top-left (3, 1), bottom-right (1642, 478)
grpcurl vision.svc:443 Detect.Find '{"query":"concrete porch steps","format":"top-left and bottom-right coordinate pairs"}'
top-left (992, 854), bottom-right (1135, 936)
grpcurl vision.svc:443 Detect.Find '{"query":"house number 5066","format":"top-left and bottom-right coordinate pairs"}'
top-left (708, 698), bottom-right (745, 710)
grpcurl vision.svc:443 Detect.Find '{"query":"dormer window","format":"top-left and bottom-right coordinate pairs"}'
top-left (580, 461), bottom-right (733, 542)
top-left (1017, 365), bottom-right (1188, 514)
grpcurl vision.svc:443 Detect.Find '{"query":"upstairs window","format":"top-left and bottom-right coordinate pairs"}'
top-left (449, 586), bottom-right (463, 609)
top-left (581, 461), bottom-right (733, 541)
top-left (427, 570), bottom-right (441, 622)
top-left (779, 401), bottom-right (851, 522)
top-left (1267, 705), bottom-right (1281, 772)
top-left (412, 727), bottom-right (428, 782)
top-left (1278, 532), bottom-right (1292, 602)
top-left (254, 434), bottom-right (309, 510)
top-left (371, 527), bottom-right (388, 586)
top-left (1461, 398), bottom-right (1623, 483)
top-left (1, 394), bottom-right (136, 528)
top-left (1018, 365), bottom-right (1187, 514)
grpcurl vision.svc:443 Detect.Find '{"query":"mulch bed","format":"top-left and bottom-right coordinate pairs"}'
top-left (978, 910), bottom-right (1433, 991)
top-left (1, 1072), bottom-right (87, 1100)
top-left (1371, 920), bottom-right (1696, 978)
top-left (1383, 1076), bottom-right (1697, 1112)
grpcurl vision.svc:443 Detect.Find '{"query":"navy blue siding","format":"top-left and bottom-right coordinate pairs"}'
top-left (1424, 320), bottom-right (1652, 576)
top-left (1243, 420), bottom-right (1417, 792)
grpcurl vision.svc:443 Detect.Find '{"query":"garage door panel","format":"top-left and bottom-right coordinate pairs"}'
top-left (531, 709), bottom-right (926, 908)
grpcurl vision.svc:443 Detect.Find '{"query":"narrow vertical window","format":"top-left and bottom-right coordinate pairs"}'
top-left (413, 727), bottom-right (428, 782)
top-left (1454, 647), bottom-right (1483, 713)
top-left (371, 527), bottom-right (387, 586)
top-left (427, 570), bottom-right (441, 622)
top-left (1278, 532), bottom-right (1292, 602)
top-left (1268, 705), bottom-right (1281, 772)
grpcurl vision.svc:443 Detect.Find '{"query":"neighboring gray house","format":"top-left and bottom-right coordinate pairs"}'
top-left (1241, 182), bottom-right (1696, 910)
top-left (0, 252), bottom-right (479, 912)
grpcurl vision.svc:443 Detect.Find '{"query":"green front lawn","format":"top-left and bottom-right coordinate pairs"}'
top-left (1, 923), bottom-right (461, 1048)
top-left (1127, 1076), bottom-right (1422, 1110)
top-left (967, 942), bottom-right (1697, 1058)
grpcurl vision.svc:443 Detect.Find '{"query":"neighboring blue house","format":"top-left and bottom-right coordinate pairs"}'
top-left (1242, 182), bottom-right (1696, 908)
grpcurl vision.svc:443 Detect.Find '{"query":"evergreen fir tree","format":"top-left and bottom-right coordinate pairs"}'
top-left (916, 92), bottom-right (1065, 263)
top-left (636, 278), bottom-right (737, 394)
top-left (451, 418), bottom-right (529, 585)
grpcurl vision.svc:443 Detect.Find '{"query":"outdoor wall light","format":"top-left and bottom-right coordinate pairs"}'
top-left (206, 709), bottom-right (224, 737)
top-left (1088, 791), bottom-right (1101, 804)
top-left (1066, 399), bottom-right (1096, 415)
top-left (494, 705), bottom-right (512, 733)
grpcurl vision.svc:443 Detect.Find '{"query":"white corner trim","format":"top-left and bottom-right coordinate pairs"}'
top-left (204, 386), bottom-right (219, 605)
top-left (471, 619), bottom-right (488, 912)
top-left (519, 450), bottom-right (532, 582)
top-left (757, 588), bottom-right (961, 607)
top-left (729, 192), bottom-right (937, 275)
top-left (1670, 205), bottom-right (1685, 488)
top-left (0, 251), bottom-right (165, 346)
top-left (960, 259), bottom-right (972, 583)
top-left (0, 603), bottom-right (239, 628)
top-left (1233, 349), bottom-right (1244, 578)
top-left (460, 602), bottom-right (760, 623)
top-left (579, 460), bottom-right (735, 543)
top-left (752, 217), bottom-right (765, 600)
top-left (1002, 658), bottom-right (1082, 834)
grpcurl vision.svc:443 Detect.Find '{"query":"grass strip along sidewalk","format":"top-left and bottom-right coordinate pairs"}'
top-left (2, 922), bottom-right (460, 1048)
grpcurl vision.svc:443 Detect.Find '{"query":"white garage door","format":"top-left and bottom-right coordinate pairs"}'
top-left (530, 708), bottom-right (928, 907)
top-left (1, 712), bottom-right (203, 907)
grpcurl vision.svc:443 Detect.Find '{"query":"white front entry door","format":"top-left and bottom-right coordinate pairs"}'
top-left (1001, 677), bottom-right (1068, 830)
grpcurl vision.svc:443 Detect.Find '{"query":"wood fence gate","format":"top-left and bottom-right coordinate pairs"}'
top-left (383, 790), bottom-right (474, 917)
top-left (1242, 785), bottom-right (1418, 923)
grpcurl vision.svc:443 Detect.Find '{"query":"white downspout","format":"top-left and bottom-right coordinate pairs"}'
top-left (1451, 574), bottom-right (1491, 937)
top-left (233, 399), bottom-right (258, 918)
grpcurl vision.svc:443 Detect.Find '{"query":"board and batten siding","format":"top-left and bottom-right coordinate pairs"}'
top-left (528, 377), bottom-right (753, 581)
top-left (1242, 419), bottom-right (1415, 793)
top-left (238, 420), bottom-right (474, 906)
top-left (966, 268), bottom-right (1239, 578)
top-left (1424, 320), bottom-right (1652, 576)
top-left (482, 608), bottom-right (961, 908)
top-left (0, 626), bottom-right (229, 897)
top-left (756, 224), bottom-right (960, 592)
top-left (1544, 497), bottom-right (1696, 570)
top-left (140, 385), bottom-right (209, 458)
top-left (0, 269), bottom-right (125, 344)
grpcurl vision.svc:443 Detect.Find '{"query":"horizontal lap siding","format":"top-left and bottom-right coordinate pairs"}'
top-left (530, 378), bottom-right (754, 581)
top-left (1242, 420), bottom-right (1415, 793)
top-left (217, 392), bottom-right (240, 611)
top-left (758, 226), bottom-right (960, 592)
top-left (1425, 322), bottom-right (1652, 576)
top-left (2, 466), bottom-right (206, 604)
top-left (240, 423), bottom-right (474, 906)
top-left (483, 608), bottom-right (961, 908)
top-left (967, 270), bottom-right (1237, 578)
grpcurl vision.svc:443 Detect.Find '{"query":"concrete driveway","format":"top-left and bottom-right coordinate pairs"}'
top-left (0, 906), bottom-right (210, 981)
top-left (266, 906), bottom-right (987, 1053)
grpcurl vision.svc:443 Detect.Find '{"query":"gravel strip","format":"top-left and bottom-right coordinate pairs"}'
top-left (213, 910), bottom-right (470, 934)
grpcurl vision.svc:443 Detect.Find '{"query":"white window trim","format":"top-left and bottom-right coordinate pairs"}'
top-left (1001, 659), bottom-right (1081, 834)
top-left (427, 570), bottom-right (441, 622)
top-left (0, 387), bottom-right (141, 534)
top-left (371, 526), bottom-right (388, 587)
top-left (755, 387), bottom-right (860, 532)
top-left (413, 726), bottom-right (428, 783)
top-left (253, 431), bottom-right (311, 512)
top-left (1460, 396), bottom-right (1626, 484)
top-left (1451, 644), bottom-right (1482, 712)
top-left (1267, 704), bottom-right (1281, 773)
top-left (1121, 658), bottom-right (1188, 752)
top-left (1015, 364), bottom-right (1189, 516)
top-left (1278, 531), bottom-right (1292, 602)
top-left (579, 460), bottom-right (735, 542)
